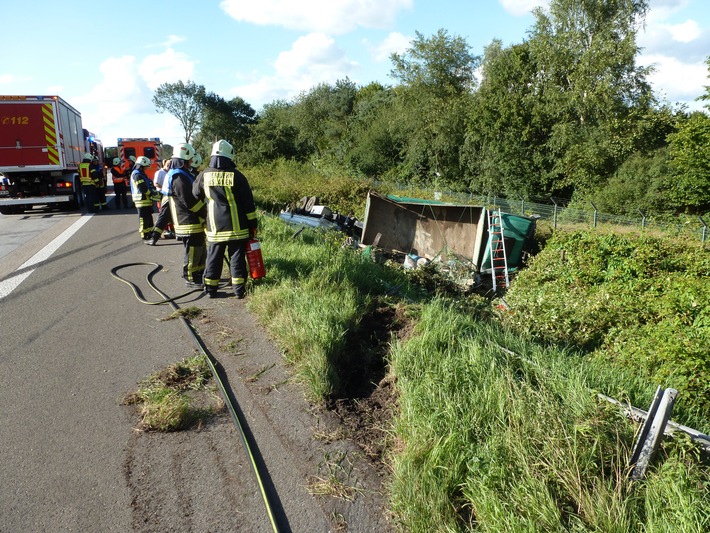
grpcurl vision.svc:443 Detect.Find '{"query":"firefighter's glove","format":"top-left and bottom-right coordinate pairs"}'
top-left (249, 227), bottom-right (258, 238)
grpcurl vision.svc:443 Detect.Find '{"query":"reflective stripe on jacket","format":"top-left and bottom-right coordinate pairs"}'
top-left (130, 169), bottom-right (158, 207)
top-left (192, 165), bottom-right (257, 243)
top-left (79, 162), bottom-right (97, 186)
top-left (168, 169), bottom-right (206, 236)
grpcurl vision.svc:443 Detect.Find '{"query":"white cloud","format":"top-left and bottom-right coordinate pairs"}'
top-left (639, 53), bottom-right (707, 109)
top-left (498, 0), bottom-right (548, 17)
top-left (219, 0), bottom-right (413, 34)
top-left (638, 1), bottom-right (709, 110)
top-left (139, 48), bottom-right (196, 90)
top-left (667, 19), bottom-right (702, 43)
top-left (0, 73), bottom-right (33, 87)
top-left (368, 32), bottom-right (411, 63)
top-left (229, 33), bottom-right (359, 108)
top-left (161, 35), bottom-right (186, 48)
top-left (72, 48), bottom-right (197, 146)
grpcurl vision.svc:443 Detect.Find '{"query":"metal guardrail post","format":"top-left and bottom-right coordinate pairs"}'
top-left (699, 216), bottom-right (707, 243)
top-left (630, 387), bottom-right (678, 481)
top-left (591, 202), bottom-right (598, 228)
top-left (638, 209), bottom-right (646, 230)
top-left (551, 198), bottom-right (558, 230)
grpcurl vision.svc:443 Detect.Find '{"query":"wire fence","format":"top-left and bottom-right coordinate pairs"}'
top-left (381, 183), bottom-right (709, 244)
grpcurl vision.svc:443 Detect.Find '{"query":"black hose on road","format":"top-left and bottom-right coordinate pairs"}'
top-left (111, 262), bottom-right (284, 532)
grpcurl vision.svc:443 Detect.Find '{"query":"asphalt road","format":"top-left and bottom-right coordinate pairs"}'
top-left (0, 201), bottom-right (390, 532)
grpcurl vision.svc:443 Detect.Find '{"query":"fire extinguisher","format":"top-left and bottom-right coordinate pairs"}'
top-left (246, 238), bottom-right (266, 280)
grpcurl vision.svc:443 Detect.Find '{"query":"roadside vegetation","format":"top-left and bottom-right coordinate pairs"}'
top-left (244, 207), bottom-right (710, 532)
top-left (123, 354), bottom-right (225, 431)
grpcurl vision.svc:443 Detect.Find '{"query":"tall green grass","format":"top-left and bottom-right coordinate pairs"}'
top-left (247, 214), bottom-right (412, 400)
top-left (388, 298), bottom-right (710, 532)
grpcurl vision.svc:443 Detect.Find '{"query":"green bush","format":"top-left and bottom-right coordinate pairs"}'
top-left (501, 229), bottom-right (710, 429)
top-left (245, 159), bottom-right (372, 218)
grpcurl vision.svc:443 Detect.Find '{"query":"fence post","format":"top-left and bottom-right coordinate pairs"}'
top-left (700, 216), bottom-right (707, 243)
top-left (591, 202), bottom-right (598, 228)
top-left (551, 198), bottom-right (558, 230)
top-left (638, 209), bottom-right (646, 230)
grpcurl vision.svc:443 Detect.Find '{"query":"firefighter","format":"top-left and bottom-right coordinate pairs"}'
top-left (167, 143), bottom-right (207, 287)
top-left (122, 155), bottom-right (136, 179)
top-left (110, 157), bottom-right (129, 209)
top-left (192, 139), bottom-right (258, 299)
top-left (146, 159), bottom-right (175, 244)
top-left (79, 153), bottom-right (100, 213)
top-left (130, 156), bottom-right (160, 240)
top-left (93, 156), bottom-right (108, 210)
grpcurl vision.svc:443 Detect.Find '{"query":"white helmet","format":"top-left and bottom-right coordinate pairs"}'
top-left (136, 156), bottom-right (151, 167)
top-left (191, 153), bottom-right (202, 167)
top-left (112, 157), bottom-right (121, 165)
top-left (129, 155), bottom-right (136, 162)
top-left (174, 143), bottom-right (195, 161)
top-left (211, 139), bottom-right (234, 160)
top-left (83, 152), bottom-right (93, 160)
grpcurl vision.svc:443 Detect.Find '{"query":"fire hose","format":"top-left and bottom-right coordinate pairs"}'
top-left (110, 262), bottom-right (281, 532)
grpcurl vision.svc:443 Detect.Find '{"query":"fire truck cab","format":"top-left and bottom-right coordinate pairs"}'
top-left (117, 137), bottom-right (162, 180)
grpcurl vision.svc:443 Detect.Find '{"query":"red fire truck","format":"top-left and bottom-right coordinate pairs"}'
top-left (117, 137), bottom-right (162, 180)
top-left (0, 95), bottom-right (104, 214)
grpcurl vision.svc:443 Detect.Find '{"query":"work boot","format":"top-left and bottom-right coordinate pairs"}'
top-left (145, 232), bottom-right (159, 246)
top-left (234, 285), bottom-right (246, 299)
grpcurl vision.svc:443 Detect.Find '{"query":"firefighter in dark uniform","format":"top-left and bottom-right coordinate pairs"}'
top-left (192, 139), bottom-right (258, 299)
top-left (93, 156), bottom-right (108, 210)
top-left (79, 152), bottom-right (100, 213)
top-left (130, 156), bottom-right (160, 239)
top-left (166, 143), bottom-right (207, 287)
top-left (110, 157), bottom-right (129, 209)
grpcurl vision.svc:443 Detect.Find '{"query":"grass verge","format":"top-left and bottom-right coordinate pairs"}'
top-left (123, 354), bottom-right (225, 431)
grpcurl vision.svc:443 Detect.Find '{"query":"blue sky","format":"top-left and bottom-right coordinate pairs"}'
top-left (1, 0), bottom-right (708, 150)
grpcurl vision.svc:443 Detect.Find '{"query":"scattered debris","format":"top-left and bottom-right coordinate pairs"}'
top-left (280, 195), bottom-right (363, 238)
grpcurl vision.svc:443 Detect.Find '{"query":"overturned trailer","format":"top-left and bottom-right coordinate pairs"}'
top-left (360, 191), bottom-right (537, 282)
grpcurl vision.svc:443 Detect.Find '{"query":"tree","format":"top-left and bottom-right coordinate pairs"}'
top-left (345, 82), bottom-right (403, 177)
top-left (241, 100), bottom-right (306, 165)
top-left (390, 29), bottom-right (479, 98)
top-left (527, 0), bottom-right (654, 193)
top-left (193, 93), bottom-right (257, 157)
top-left (152, 80), bottom-right (206, 143)
top-left (463, 40), bottom-right (550, 196)
top-left (389, 29), bottom-right (480, 187)
top-left (666, 111), bottom-right (710, 213)
top-left (291, 79), bottom-right (357, 159)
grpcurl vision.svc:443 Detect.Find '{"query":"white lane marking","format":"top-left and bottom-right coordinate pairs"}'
top-left (0, 214), bottom-right (93, 300)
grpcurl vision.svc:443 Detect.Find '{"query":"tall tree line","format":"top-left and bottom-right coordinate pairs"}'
top-left (153, 0), bottom-right (710, 215)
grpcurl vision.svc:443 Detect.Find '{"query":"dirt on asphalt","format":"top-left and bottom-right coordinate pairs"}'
top-left (121, 292), bottom-right (412, 532)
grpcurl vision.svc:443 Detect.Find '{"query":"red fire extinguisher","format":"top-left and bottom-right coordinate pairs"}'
top-left (246, 238), bottom-right (266, 280)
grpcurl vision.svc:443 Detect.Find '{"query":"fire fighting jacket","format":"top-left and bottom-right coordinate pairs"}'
top-left (168, 168), bottom-right (206, 236)
top-left (79, 161), bottom-right (99, 187)
top-left (111, 165), bottom-right (127, 185)
top-left (130, 167), bottom-right (159, 207)
top-left (192, 157), bottom-right (257, 243)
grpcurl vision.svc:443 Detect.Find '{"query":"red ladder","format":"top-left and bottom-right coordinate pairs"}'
top-left (488, 208), bottom-right (509, 290)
